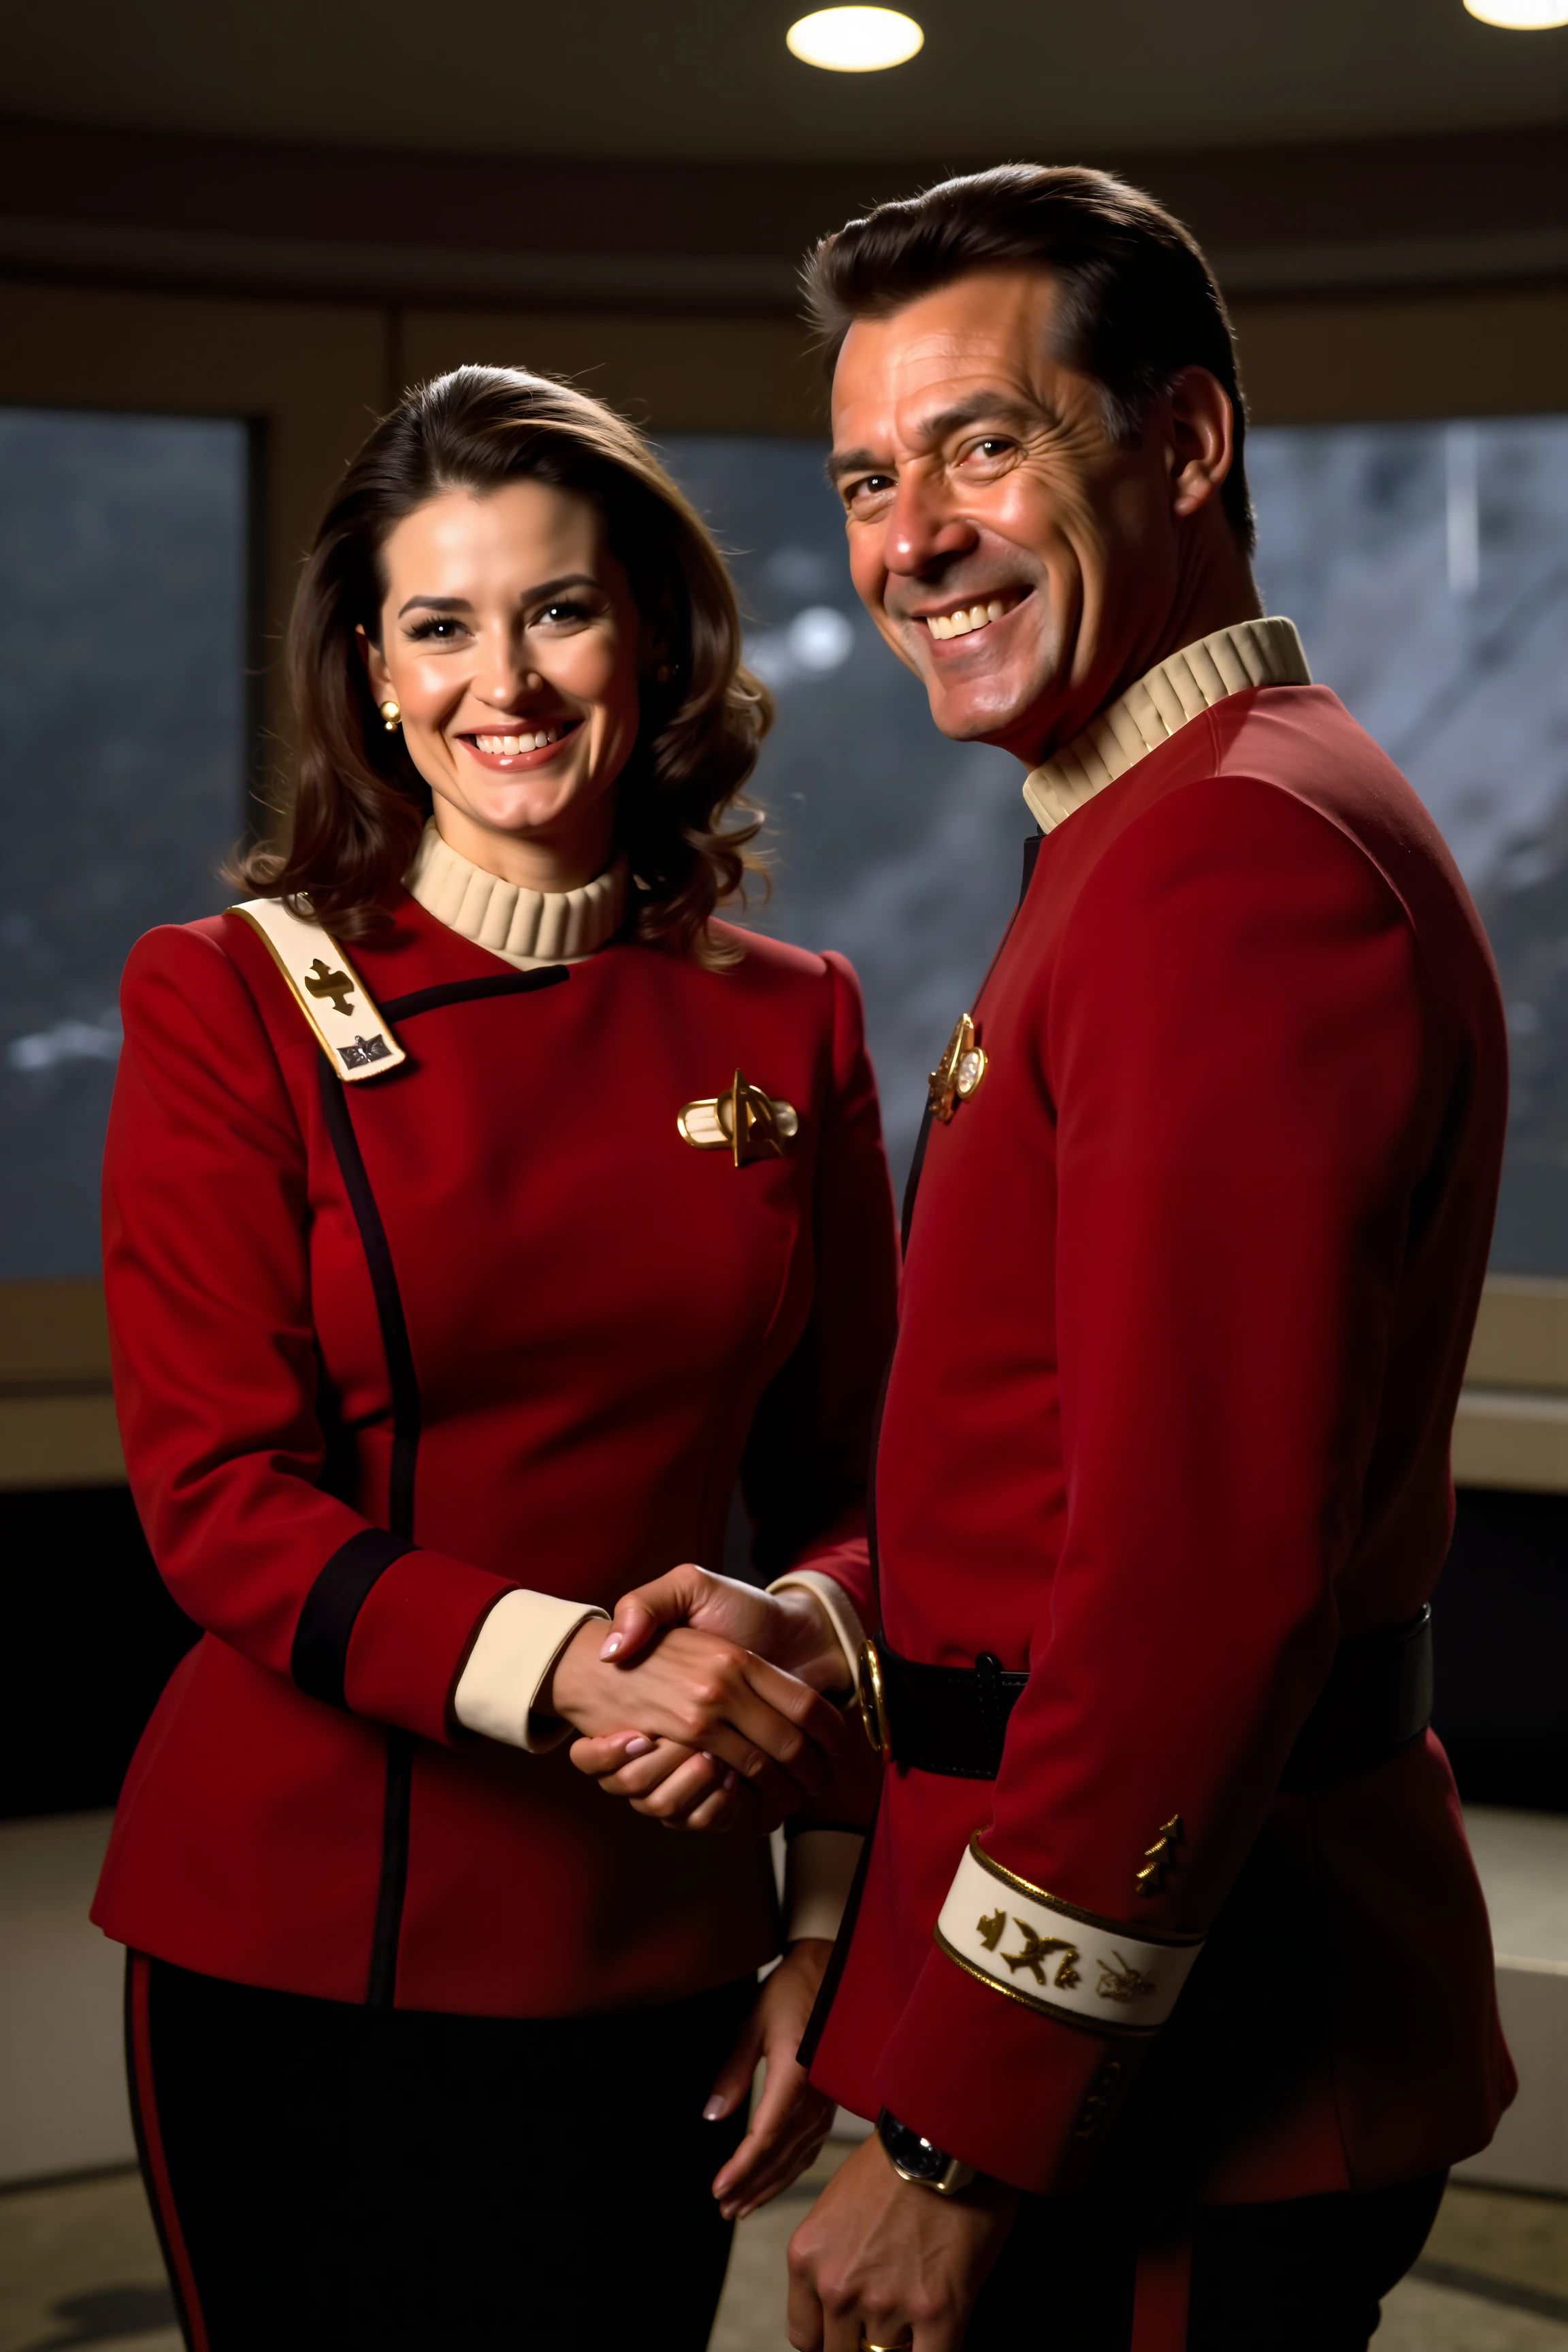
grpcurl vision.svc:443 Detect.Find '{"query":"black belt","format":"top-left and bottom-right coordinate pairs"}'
top-left (856, 1605), bottom-right (1433, 1791)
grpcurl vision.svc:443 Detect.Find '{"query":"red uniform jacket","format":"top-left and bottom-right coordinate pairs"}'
top-left (93, 896), bottom-right (894, 2014)
top-left (808, 684), bottom-right (1516, 2202)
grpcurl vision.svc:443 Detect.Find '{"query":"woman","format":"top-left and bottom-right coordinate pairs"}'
top-left (94, 365), bottom-right (896, 2351)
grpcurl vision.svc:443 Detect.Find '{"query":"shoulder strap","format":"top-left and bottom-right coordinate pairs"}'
top-left (229, 898), bottom-right (406, 1083)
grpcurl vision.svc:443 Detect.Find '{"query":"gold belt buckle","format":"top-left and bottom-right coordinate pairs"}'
top-left (855, 1637), bottom-right (892, 1764)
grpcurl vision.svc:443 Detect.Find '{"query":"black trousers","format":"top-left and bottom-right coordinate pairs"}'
top-left (127, 1953), bottom-right (753, 2352)
top-left (968, 2166), bottom-right (1448, 2350)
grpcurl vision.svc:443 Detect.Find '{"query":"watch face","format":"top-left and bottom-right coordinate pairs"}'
top-left (878, 2110), bottom-right (948, 2182)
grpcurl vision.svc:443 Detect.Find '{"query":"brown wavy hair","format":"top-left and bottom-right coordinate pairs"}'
top-left (237, 365), bottom-right (771, 960)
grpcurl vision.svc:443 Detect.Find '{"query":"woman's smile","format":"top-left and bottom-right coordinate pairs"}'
top-left (459, 718), bottom-right (583, 771)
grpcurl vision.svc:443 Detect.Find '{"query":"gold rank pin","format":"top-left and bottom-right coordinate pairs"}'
top-left (928, 1012), bottom-right (987, 1124)
top-left (1137, 1814), bottom-right (1184, 1898)
top-left (678, 1071), bottom-right (800, 1168)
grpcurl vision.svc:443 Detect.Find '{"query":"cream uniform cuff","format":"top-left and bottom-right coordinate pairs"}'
top-left (783, 1827), bottom-right (864, 1944)
top-left (766, 1569), bottom-right (866, 1691)
top-left (453, 1589), bottom-right (610, 1754)
top-left (934, 1838), bottom-right (1204, 2033)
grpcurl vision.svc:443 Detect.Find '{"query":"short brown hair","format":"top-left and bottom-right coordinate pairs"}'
top-left (238, 365), bottom-right (770, 959)
top-left (804, 164), bottom-right (1254, 552)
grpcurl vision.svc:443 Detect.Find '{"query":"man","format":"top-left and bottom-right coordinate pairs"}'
top-left (772, 166), bottom-right (1515, 2351)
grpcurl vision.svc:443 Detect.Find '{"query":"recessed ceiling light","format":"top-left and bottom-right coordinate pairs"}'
top-left (786, 7), bottom-right (925, 71)
top-left (1463, 0), bottom-right (1568, 22)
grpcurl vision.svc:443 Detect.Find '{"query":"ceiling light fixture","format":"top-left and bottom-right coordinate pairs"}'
top-left (785, 7), bottom-right (925, 71)
top-left (1463, 0), bottom-right (1568, 22)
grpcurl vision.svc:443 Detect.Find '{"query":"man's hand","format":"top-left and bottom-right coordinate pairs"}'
top-left (544, 1612), bottom-right (845, 1825)
top-left (705, 1941), bottom-right (838, 2220)
top-left (787, 2132), bottom-right (1019, 2352)
top-left (566, 1565), bottom-right (853, 1829)
top-left (600, 1565), bottom-right (847, 1688)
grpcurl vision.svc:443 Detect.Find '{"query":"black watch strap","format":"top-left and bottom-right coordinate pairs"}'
top-left (876, 2107), bottom-right (978, 2197)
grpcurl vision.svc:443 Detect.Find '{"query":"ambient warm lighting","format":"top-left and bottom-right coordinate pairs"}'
top-left (785, 7), bottom-right (925, 71)
top-left (1463, 0), bottom-right (1568, 22)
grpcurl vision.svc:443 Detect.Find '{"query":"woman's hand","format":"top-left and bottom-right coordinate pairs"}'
top-left (705, 1940), bottom-right (838, 2221)
top-left (569, 1728), bottom-right (764, 1831)
top-left (544, 1612), bottom-right (845, 1823)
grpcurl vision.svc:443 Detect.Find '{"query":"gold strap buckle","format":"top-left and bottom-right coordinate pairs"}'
top-left (856, 1637), bottom-right (892, 1765)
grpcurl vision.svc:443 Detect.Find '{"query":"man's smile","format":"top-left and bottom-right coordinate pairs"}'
top-left (909, 587), bottom-right (1030, 643)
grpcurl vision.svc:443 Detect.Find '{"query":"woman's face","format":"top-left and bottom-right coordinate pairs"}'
top-left (363, 480), bottom-right (648, 886)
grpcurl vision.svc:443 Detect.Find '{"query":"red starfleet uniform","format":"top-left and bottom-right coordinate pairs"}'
top-left (808, 623), bottom-right (1516, 2203)
top-left (93, 890), bottom-right (894, 2015)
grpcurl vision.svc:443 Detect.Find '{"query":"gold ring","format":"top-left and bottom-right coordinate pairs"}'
top-left (855, 1637), bottom-right (892, 1764)
top-left (860, 2337), bottom-right (913, 2351)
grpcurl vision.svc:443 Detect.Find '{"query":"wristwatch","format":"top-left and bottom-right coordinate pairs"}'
top-left (876, 2107), bottom-right (977, 2197)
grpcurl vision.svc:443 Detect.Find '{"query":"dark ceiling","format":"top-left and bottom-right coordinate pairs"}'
top-left (7, 0), bottom-right (1567, 164)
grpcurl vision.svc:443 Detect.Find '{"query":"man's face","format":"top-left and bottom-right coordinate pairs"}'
top-left (830, 268), bottom-right (1183, 766)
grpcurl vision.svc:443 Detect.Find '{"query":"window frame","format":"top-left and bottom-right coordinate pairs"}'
top-left (0, 274), bottom-right (1562, 1488)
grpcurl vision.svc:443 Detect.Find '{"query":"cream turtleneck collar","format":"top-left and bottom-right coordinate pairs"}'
top-left (1022, 617), bottom-right (1310, 836)
top-left (406, 823), bottom-right (629, 970)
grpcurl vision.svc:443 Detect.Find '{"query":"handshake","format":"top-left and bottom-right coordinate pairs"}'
top-left (543, 1563), bottom-right (862, 1833)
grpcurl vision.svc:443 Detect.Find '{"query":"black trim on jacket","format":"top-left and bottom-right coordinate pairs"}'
top-left (305, 966), bottom-right (574, 2007)
top-left (292, 1529), bottom-right (417, 1709)
top-left (315, 1057), bottom-right (421, 1539)
top-left (381, 967), bottom-right (568, 1024)
top-left (314, 1054), bottom-right (423, 2008)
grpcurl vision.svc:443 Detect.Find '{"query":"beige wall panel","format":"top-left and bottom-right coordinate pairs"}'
top-left (1465, 1275), bottom-right (1568, 1392)
top-left (0, 1396), bottom-right (124, 1489)
top-left (5, 1262), bottom-right (1563, 1486)
top-left (0, 1284), bottom-right (116, 1490)
top-left (0, 282), bottom-right (393, 781)
top-left (2, 277), bottom-right (1566, 1481)
top-left (1235, 282), bottom-right (1567, 425)
top-left (399, 288), bottom-right (1567, 438)
top-left (1454, 1956), bottom-right (1568, 2193)
top-left (397, 310), bottom-right (827, 437)
top-left (0, 1280), bottom-right (110, 1385)
top-left (1452, 1388), bottom-right (1568, 1494)
top-left (0, 1813), bottom-right (133, 2185)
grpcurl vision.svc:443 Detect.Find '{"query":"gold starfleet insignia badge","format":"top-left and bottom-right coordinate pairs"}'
top-left (677, 1071), bottom-right (800, 1168)
top-left (928, 1012), bottom-right (987, 1124)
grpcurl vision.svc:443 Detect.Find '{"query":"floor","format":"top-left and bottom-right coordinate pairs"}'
top-left (1, 2146), bottom-right (1564, 2352)
top-left (2, 1808), bottom-right (1565, 2345)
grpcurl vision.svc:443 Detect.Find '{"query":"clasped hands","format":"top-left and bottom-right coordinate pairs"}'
top-left (543, 1567), bottom-right (853, 2221)
top-left (547, 1569), bottom-right (1019, 2339)
top-left (545, 1563), bottom-right (851, 1833)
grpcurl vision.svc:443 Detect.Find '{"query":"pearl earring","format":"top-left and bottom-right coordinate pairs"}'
top-left (378, 700), bottom-right (402, 732)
